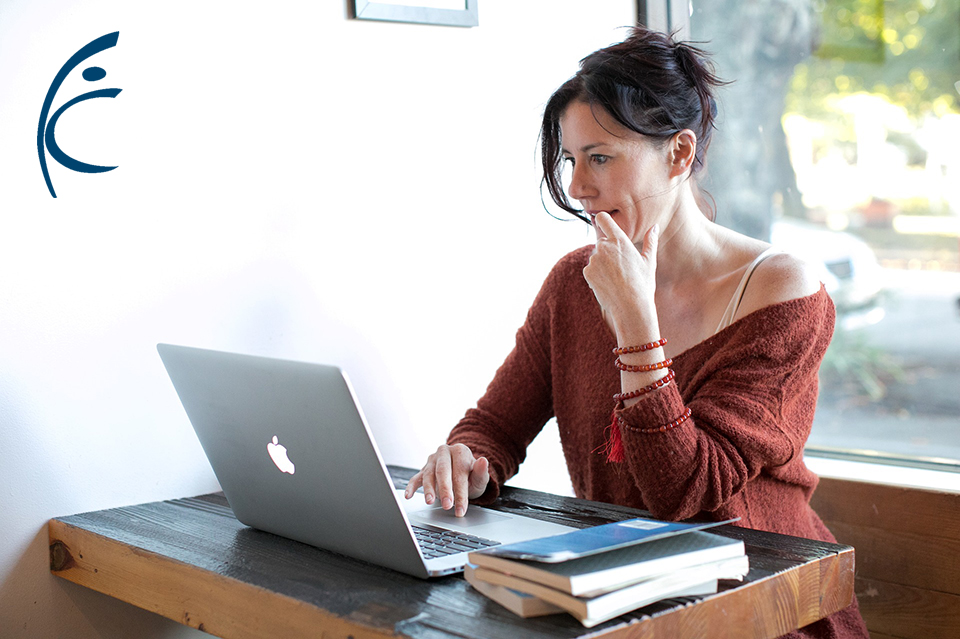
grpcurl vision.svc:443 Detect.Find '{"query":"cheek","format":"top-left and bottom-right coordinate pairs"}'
top-left (613, 216), bottom-right (634, 237)
top-left (617, 207), bottom-right (647, 242)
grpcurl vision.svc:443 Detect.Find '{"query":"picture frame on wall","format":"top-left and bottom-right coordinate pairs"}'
top-left (350, 0), bottom-right (478, 28)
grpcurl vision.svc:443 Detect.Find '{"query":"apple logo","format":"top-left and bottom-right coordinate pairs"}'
top-left (267, 436), bottom-right (295, 474)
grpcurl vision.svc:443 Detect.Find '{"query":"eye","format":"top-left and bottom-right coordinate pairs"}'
top-left (562, 156), bottom-right (574, 166)
top-left (590, 154), bottom-right (609, 165)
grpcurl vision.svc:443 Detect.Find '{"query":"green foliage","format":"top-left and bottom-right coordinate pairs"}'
top-left (820, 324), bottom-right (905, 400)
top-left (786, 0), bottom-right (960, 119)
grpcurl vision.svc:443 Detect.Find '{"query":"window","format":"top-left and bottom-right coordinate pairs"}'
top-left (660, 0), bottom-right (960, 470)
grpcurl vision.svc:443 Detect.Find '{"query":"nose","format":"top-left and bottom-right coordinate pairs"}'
top-left (567, 162), bottom-right (591, 202)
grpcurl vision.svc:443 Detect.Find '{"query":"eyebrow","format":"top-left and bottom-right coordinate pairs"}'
top-left (561, 142), bottom-right (611, 155)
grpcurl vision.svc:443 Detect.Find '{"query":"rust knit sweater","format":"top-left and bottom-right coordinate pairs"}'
top-left (448, 246), bottom-right (868, 639)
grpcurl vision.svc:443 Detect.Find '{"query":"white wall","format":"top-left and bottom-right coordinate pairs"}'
top-left (0, 1), bottom-right (634, 636)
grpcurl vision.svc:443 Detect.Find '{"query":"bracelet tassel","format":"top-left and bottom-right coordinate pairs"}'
top-left (602, 411), bottom-right (626, 463)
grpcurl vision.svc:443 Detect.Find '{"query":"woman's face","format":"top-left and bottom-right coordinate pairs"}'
top-left (560, 101), bottom-right (674, 243)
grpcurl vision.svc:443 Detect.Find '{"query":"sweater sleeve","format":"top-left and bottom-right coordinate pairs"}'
top-left (613, 287), bottom-right (835, 521)
top-left (445, 262), bottom-right (563, 504)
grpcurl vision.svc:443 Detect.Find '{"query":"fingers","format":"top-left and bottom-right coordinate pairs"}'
top-left (404, 471), bottom-right (423, 499)
top-left (407, 444), bottom-right (486, 517)
top-left (420, 460), bottom-right (438, 505)
top-left (405, 447), bottom-right (445, 505)
top-left (468, 456), bottom-right (490, 500)
top-left (594, 212), bottom-right (659, 256)
top-left (593, 211), bottom-right (628, 244)
top-left (592, 212), bottom-right (609, 240)
top-left (451, 463), bottom-right (469, 517)
top-left (434, 447), bottom-right (454, 511)
top-left (449, 444), bottom-right (479, 517)
top-left (641, 224), bottom-right (660, 261)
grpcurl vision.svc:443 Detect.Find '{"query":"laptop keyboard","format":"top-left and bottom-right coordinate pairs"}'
top-left (411, 524), bottom-right (499, 559)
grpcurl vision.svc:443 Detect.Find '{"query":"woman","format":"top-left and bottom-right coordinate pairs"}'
top-left (405, 27), bottom-right (868, 638)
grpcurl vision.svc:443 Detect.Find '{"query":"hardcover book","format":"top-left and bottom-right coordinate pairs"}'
top-left (469, 529), bottom-right (746, 597)
top-left (469, 555), bottom-right (749, 628)
top-left (464, 564), bottom-right (564, 618)
top-left (475, 516), bottom-right (738, 563)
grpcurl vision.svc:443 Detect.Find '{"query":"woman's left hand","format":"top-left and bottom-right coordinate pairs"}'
top-left (582, 212), bottom-right (659, 337)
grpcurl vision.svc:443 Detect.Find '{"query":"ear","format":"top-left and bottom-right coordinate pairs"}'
top-left (668, 129), bottom-right (697, 179)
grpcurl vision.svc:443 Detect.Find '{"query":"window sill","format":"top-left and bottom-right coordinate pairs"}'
top-left (805, 454), bottom-right (960, 494)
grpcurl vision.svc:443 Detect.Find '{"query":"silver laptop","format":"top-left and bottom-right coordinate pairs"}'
top-left (157, 343), bottom-right (575, 578)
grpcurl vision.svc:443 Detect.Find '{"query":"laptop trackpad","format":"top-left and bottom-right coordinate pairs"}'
top-left (408, 505), bottom-right (511, 530)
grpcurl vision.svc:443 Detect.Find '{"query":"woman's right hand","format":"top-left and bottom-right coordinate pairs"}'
top-left (583, 211), bottom-right (660, 340)
top-left (403, 443), bottom-right (490, 517)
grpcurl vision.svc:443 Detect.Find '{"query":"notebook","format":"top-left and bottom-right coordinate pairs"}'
top-left (157, 343), bottom-right (576, 578)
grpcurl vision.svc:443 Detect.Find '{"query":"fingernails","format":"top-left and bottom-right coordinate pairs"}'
top-left (455, 505), bottom-right (465, 517)
top-left (442, 497), bottom-right (453, 510)
top-left (425, 493), bottom-right (434, 504)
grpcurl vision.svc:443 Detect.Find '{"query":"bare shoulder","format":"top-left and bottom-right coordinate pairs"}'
top-left (734, 251), bottom-right (823, 321)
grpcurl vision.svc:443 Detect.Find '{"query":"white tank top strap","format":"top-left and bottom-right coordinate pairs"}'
top-left (714, 247), bottom-right (783, 334)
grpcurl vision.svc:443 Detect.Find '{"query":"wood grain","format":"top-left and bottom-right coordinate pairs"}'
top-left (810, 476), bottom-right (960, 639)
top-left (48, 466), bottom-right (855, 639)
top-left (49, 514), bottom-right (399, 639)
top-left (811, 478), bottom-right (960, 541)
top-left (854, 576), bottom-right (960, 639)
top-left (822, 520), bottom-right (960, 594)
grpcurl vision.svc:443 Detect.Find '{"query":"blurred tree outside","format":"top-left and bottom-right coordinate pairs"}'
top-left (785, 0), bottom-right (960, 242)
top-left (790, 0), bottom-right (959, 121)
top-left (691, 0), bottom-right (816, 240)
top-left (692, 0), bottom-right (960, 240)
top-left (690, 1), bottom-right (960, 463)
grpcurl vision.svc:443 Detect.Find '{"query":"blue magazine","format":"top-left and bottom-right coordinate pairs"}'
top-left (479, 517), bottom-right (739, 563)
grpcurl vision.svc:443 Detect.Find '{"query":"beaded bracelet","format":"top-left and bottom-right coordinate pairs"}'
top-left (615, 357), bottom-right (673, 373)
top-left (612, 338), bottom-right (666, 355)
top-left (602, 404), bottom-right (692, 462)
top-left (613, 369), bottom-right (675, 403)
top-left (625, 407), bottom-right (693, 434)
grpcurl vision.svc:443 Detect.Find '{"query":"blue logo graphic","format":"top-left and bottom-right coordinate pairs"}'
top-left (38, 32), bottom-right (121, 198)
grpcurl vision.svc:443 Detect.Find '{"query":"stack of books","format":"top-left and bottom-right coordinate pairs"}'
top-left (464, 517), bottom-right (749, 628)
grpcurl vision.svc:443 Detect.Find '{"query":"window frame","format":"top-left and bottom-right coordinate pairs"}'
top-left (639, 0), bottom-right (960, 482)
top-left (639, 0), bottom-right (690, 38)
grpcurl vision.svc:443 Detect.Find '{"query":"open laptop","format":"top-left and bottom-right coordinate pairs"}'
top-left (157, 343), bottom-right (575, 578)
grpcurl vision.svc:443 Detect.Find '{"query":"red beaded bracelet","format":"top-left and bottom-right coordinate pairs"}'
top-left (629, 407), bottom-right (693, 434)
top-left (600, 402), bottom-right (692, 463)
top-left (613, 369), bottom-right (675, 403)
top-left (615, 358), bottom-right (673, 373)
top-left (613, 338), bottom-right (666, 355)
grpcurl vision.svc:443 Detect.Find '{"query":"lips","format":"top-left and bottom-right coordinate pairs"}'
top-left (587, 210), bottom-right (618, 222)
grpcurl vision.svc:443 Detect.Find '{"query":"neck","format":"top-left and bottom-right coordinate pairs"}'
top-left (646, 187), bottom-right (721, 286)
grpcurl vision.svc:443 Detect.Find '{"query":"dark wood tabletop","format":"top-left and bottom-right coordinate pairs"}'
top-left (48, 466), bottom-right (854, 639)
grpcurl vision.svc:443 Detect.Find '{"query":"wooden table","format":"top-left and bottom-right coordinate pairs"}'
top-left (49, 466), bottom-right (854, 639)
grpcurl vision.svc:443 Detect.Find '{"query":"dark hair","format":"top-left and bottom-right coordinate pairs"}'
top-left (540, 27), bottom-right (726, 222)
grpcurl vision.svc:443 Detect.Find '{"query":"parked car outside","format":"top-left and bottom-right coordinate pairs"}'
top-left (770, 217), bottom-right (885, 328)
